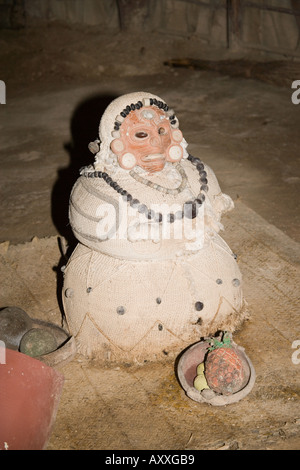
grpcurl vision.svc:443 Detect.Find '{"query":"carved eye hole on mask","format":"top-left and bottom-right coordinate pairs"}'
top-left (135, 131), bottom-right (148, 139)
top-left (158, 127), bottom-right (167, 135)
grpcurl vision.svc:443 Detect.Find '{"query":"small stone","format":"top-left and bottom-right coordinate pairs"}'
top-left (155, 212), bottom-right (163, 223)
top-left (88, 141), bottom-right (100, 154)
top-left (138, 204), bottom-right (148, 214)
top-left (167, 213), bottom-right (175, 223)
top-left (147, 209), bottom-right (155, 220)
top-left (184, 201), bottom-right (197, 219)
top-left (174, 210), bottom-right (183, 220)
top-left (195, 198), bottom-right (203, 207)
top-left (20, 328), bottom-right (58, 357)
top-left (194, 374), bottom-right (209, 392)
top-left (201, 388), bottom-right (216, 400)
top-left (0, 307), bottom-right (33, 350)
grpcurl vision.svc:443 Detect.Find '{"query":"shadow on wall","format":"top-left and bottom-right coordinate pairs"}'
top-left (51, 93), bottom-right (118, 255)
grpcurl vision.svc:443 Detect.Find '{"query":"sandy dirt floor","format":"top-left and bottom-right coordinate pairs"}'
top-left (0, 25), bottom-right (299, 451)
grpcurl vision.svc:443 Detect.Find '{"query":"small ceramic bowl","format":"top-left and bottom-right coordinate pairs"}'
top-left (177, 338), bottom-right (256, 406)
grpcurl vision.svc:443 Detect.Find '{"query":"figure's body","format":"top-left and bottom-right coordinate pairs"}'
top-left (62, 92), bottom-right (247, 362)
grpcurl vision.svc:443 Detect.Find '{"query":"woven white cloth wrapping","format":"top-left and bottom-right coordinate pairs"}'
top-left (63, 92), bottom-right (247, 362)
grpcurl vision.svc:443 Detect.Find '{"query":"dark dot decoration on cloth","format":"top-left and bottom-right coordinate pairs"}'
top-left (158, 324), bottom-right (163, 331)
top-left (86, 287), bottom-right (92, 293)
top-left (65, 288), bottom-right (74, 298)
top-left (156, 297), bottom-right (162, 304)
top-left (195, 301), bottom-right (204, 311)
top-left (117, 306), bottom-right (125, 315)
top-left (216, 278), bottom-right (223, 285)
top-left (232, 278), bottom-right (240, 287)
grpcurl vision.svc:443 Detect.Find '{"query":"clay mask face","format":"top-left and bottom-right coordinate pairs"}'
top-left (110, 106), bottom-right (184, 172)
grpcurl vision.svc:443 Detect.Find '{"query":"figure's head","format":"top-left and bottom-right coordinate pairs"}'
top-left (96, 92), bottom-right (187, 173)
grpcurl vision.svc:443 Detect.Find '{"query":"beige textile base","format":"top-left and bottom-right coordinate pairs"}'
top-left (0, 201), bottom-right (299, 449)
top-left (62, 238), bottom-right (246, 362)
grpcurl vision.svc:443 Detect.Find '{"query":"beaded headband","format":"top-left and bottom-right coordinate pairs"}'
top-left (111, 97), bottom-right (179, 139)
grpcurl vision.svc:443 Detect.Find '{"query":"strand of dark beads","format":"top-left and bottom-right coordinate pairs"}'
top-left (187, 154), bottom-right (208, 192)
top-left (84, 155), bottom-right (208, 223)
top-left (114, 99), bottom-right (171, 131)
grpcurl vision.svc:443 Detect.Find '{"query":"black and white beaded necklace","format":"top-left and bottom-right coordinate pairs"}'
top-left (82, 154), bottom-right (208, 223)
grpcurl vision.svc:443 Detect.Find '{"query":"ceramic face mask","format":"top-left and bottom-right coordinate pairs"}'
top-left (110, 106), bottom-right (184, 173)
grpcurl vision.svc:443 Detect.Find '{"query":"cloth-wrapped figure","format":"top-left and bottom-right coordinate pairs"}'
top-left (62, 92), bottom-right (247, 362)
